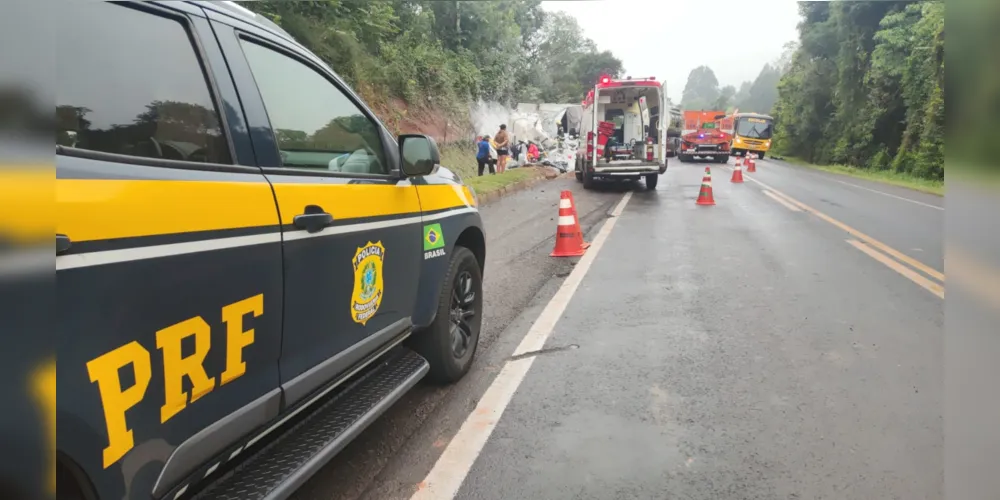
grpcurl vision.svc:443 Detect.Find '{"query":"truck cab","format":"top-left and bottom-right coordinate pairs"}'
top-left (55, 2), bottom-right (485, 499)
top-left (677, 110), bottom-right (733, 163)
top-left (575, 76), bottom-right (669, 190)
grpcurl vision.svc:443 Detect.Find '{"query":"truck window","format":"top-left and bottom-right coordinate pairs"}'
top-left (239, 40), bottom-right (387, 175)
top-left (55, 2), bottom-right (231, 165)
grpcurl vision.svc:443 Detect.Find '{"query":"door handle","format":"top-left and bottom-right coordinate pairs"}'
top-left (56, 234), bottom-right (72, 255)
top-left (293, 205), bottom-right (334, 233)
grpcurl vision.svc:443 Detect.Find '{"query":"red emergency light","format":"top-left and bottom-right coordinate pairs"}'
top-left (598, 74), bottom-right (611, 85)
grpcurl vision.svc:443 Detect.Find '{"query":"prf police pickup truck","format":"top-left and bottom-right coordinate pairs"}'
top-left (55, 2), bottom-right (485, 499)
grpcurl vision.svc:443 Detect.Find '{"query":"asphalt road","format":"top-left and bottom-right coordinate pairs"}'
top-left (745, 158), bottom-right (944, 273)
top-left (295, 159), bottom-right (945, 500)
top-left (291, 173), bottom-right (629, 500)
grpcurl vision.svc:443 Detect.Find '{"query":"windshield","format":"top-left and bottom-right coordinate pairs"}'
top-left (735, 117), bottom-right (774, 139)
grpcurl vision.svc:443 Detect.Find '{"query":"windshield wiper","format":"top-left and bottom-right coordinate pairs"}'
top-left (746, 124), bottom-right (765, 139)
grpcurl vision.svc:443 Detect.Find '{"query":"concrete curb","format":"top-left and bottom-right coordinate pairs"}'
top-left (476, 168), bottom-right (555, 206)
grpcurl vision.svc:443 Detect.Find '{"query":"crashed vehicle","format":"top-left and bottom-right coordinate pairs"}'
top-left (507, 103), bottom-right (582, 172)
top-left (575, 75), bottom-right (669, 190)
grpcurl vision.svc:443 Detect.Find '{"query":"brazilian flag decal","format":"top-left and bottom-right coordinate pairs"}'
top-left (423, 223), bottom-right (445, 251)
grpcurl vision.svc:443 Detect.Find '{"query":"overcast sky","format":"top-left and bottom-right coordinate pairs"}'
top-left (540, 0), bottom-right (801, 103)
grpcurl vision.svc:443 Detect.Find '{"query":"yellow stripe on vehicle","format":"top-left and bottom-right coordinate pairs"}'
top-left (58, 179), bottom-right (478, 244)
top-left (269, 183), bottom-right (422, 224)
top-left (2, 167), bottom-right (54, 244)
top-left (414, 184), bottom-right (478, 211)
top-left (57, 179), bottom-right (281, 242)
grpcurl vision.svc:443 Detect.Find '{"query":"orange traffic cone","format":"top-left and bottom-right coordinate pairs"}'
top-left (697, 170), bottom-right (715, 206)
top-left (735, 156), bottom-right (743, 167)
top-left (746, 154), bottom-right (757, 173)
top-left (550, 191), bottom-right (590, 257)
top-left (564, 190), bottom-right (583, 221)
top-left (731, 163), bottom-right (744, 183)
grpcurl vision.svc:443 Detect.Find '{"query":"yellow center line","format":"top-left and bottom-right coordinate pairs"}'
top-left (846, 239), bottom-right (944, 299)
top-left (762, 190), bottom-right (802, 212)
top-left (741, 173), bottom-right (945, 283)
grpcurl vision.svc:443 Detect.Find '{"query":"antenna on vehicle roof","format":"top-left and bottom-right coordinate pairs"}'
top-left (218, 1), bottom-right (294, 39)
top-left (220, 1), bottom-right (256, 18)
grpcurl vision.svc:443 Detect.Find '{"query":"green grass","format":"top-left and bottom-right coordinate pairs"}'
top-left (439, 144), bottom-right (478, 179)
top-left (779, 156), bottom-right (944, 196)
top-left (465, 168), bottom-right (538, 194)
top-left (439, 144), bottom-right (540, 195)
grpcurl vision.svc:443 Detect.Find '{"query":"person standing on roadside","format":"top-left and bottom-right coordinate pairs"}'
top-left (494, 124), bottom-right (510, 174)
top-left (476, 135), bottom-right (494, 176)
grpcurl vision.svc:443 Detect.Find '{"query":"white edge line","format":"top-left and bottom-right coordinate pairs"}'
top-left (56, 207), bottom-right (479, 270)
top-left (832, 179), bottom-right (943, 210)
top-left (410, 191), bottom-right (632, 500)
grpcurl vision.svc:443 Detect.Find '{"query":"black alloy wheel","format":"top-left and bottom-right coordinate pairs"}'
top-left (449, 270), bottom-right (476, 358)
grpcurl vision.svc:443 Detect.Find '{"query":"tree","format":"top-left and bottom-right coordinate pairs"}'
top-left (732, 81), bottom-right (752, 111)
top-left (713, 85), bottom-right (736, 110)
top-left (573, 51), bottom-right (624, 91)
top-left (744, 64), bottom-right (781, 114)
top-left (680, 66), bottom-right (720, 110)
top-left (516, 10), bottom-right (622, 103)
top-left (771, 0), bottom-right (943, 180)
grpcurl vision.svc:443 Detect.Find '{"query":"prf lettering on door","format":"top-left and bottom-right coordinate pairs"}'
top-left (85, 294), bottom-right (263, 469)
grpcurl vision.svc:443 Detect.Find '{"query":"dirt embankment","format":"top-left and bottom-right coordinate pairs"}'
top-left (368, 98), bottom-right (473, 145)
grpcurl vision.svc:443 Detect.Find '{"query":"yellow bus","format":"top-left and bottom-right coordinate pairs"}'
top-left (730, 112), bottom-right (774, 159)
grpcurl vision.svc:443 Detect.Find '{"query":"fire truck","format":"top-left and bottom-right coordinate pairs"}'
top-left (575, 75), bottom-right (668, 190)
top-left (678, 110), bottom-right (732, 163)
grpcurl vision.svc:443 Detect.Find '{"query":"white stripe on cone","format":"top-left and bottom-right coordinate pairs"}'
top-left (558, 215), bottom-right (577, 226)
top-left (559, 199), bottom-right (573, 209)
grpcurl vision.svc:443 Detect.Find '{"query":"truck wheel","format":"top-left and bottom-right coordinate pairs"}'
top-left (717, 155), bottom-right (730, 163)
top-left (582, 169), bottom-right (595, 190)
top-left (411, 246), bottom-right (483, 384)
top-left (645, 173), bottom-right (658, 190)
top-left (678, 155), bottom-right (688, 163)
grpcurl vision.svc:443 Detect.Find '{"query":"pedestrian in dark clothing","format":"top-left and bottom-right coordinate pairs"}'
top-left (476, 135), bottom-right (495, 176)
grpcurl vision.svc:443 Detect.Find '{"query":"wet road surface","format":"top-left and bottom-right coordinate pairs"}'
top-left (296, 159), bottom-right (944, 500)
top-left (291, 174), bottom-right (628, 500)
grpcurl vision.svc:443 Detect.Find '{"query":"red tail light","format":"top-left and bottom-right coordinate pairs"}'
top-left (587, 131), bottom-right (594, 156)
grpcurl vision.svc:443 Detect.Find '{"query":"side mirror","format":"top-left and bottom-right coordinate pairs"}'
top-left (398, 134), bottom-right (440, 177)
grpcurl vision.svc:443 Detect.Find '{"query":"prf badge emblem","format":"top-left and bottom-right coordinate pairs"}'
top-left (351, 241), bottom-right (385, 325)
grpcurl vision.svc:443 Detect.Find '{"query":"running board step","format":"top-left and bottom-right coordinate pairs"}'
top-left (195, 348), bottom-right (429, 500)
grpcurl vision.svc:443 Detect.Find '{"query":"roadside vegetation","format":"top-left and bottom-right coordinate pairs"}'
top-left (243, 1), bottom-right (947, 194)
top-left (243, 1), bottom-right (623, 119)
top-left (772, 2), bottom-right (944, 184)
top-left (439, 142), bottom-right (542, 195)
top-left (243, 1), bottom-right (622, 194)
top-left (679, 2), bottom-right (945, 191)
top-left (781, 156), bottom-right (944, 196)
